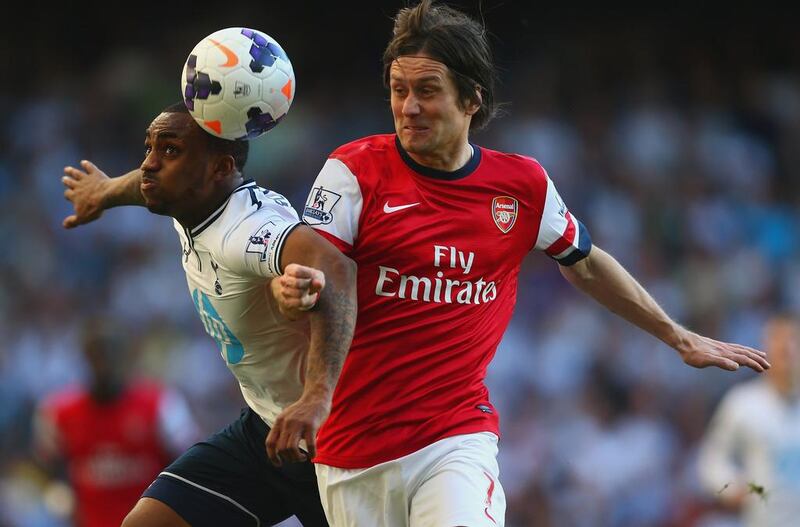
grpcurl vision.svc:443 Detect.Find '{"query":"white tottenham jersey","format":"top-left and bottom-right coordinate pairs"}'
top-left (698, 379), bottom-right (800, 527)
top-left (173, 180), bottom-right (309, 427)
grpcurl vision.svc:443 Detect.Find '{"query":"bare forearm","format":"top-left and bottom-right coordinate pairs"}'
top-left (303, 258), bottom-right (357, 402)
top-left (560, 247), bottom-right (686, 348)
top-left (104, 169), bottom-right (145, 208)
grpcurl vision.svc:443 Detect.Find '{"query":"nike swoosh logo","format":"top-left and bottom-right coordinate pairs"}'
top-left (209, 39), bottom-right (239, 67)
top-left (383, 201), bottom-right (420, 214)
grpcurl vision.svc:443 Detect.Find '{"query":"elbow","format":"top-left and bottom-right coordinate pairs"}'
top-left (560, 256), bottom-right (593, 285)
top-left (329, 252), bottom-right (357, 292)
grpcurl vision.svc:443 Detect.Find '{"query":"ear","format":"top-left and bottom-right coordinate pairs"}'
top-left (465, 85), bottom-right (483, 116)
top-left (211, 154), bottom-right (236, 182)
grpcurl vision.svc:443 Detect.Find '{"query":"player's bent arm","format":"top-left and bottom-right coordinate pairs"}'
top-left (559, 245), bottom-right (770, 372)
top-left (62, 162), bottom-right (145, 228)
top-left (265, 225), bottom-right (356, 465)
top-left (280, 225), bottom-right (356, 401)
top-left (270, 264), bottom-right (325, 320)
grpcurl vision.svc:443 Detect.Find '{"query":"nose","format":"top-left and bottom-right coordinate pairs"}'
top-left (402, 93), bottom-right (421, 117)
top-left (140, 149), bottom-right (159, 173)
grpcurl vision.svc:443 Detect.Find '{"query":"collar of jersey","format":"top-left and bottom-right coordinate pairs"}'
top-left (189, 179), bottom-right (257, 237)
top-left (394, 135), bottom-right (481, 181)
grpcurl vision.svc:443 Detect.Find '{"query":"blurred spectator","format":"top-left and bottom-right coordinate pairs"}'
top-left (30, 319), bottom-right (200, 527)
top-left (698, 315), bottom-right (800, 526)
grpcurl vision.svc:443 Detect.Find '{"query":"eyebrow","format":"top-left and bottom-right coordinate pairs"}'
top-left (144, 130), bottom-right (182, 139)
top-left (389, 75), bottom-right (443, 84)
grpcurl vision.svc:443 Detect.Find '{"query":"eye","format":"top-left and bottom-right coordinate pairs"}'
top-left (165, 145), bottom-right (178, 155)
top-left (144, 144), bottom-right (152, 156)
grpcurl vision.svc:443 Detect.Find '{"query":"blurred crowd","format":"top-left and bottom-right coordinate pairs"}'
top-left (1, 5), bottom-right (799, 526)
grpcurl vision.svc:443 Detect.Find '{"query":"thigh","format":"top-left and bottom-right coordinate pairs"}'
top-left (145, 408), bottom-right (326, 527)
top-left (409, 433), bottom-right (506, 527)
top-left (121, 497), bottom-right (191, 527)
top-left (315, 462), bottom-right (409, 527)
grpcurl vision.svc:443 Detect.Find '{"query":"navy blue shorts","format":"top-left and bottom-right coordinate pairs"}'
top-left (143, 407), bottom-right (327, 526)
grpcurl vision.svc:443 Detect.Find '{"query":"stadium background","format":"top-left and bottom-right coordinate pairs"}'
top-left (1, 3), bottom-right (799, 526)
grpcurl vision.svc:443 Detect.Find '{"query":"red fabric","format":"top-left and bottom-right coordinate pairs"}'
top-left (314, 135), bottom-right (552, 468)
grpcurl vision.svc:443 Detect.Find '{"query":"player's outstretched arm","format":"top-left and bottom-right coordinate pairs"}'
top-left (559, 245), bottom-right (771, 372)
top-left (265, 226), bottom-right (357, 466)
top-left (62, 161), bottom-right (145, 228)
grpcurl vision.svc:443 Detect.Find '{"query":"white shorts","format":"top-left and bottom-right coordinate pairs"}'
top-left (315, 432), bottom-right (505, 527)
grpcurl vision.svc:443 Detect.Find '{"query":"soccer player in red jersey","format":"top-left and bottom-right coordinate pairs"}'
top-left (33, 319), bottom-right (200, 527)
top-left (273, 1), bottom-right (772, 525)
top-left (61, 3), bottom-right (770, 525)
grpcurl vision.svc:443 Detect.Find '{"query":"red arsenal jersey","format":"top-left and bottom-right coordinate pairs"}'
top-left (302, 134), bottom-right (591, 468)
top-left (34, 382), bottom-right (175, 527)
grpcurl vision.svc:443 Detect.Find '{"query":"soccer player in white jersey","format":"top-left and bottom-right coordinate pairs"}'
top-left (698, 315), bottom-right (800, 527)
top-left (61, 102), bottom-right (356, 527)
top-left (65, 4), bottom-right (771, 525)
top-left (272, 1), bottom-right (772, 525)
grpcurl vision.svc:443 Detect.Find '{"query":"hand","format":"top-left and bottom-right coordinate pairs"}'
top-left (265, 395), bottom-right (330, 466)
top-left (62, 160), bottom-right (110, 228)
top-left (270, 263), bottom-right (326, 320)
top-left (676, 331), bottom-right (770, 372)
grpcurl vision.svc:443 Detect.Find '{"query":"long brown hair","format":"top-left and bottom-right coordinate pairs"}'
top-left (382, 0), bottom-right (499, 131)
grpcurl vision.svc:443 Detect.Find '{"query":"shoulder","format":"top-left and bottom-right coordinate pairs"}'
top-left (330, 134), bottom-right (395, 162)
top-left (329, 134), bottom-right (396, 177)
top-left (480, 146), bottom-right (549, 182)
top-left (717, 379), bottom-right (770, 414)
top-left (38, 386), bottom-right (87, 420)
top-left (209, 184), bottom-right (299, 244)
top-left (127, 379), bottom-right (166, 400)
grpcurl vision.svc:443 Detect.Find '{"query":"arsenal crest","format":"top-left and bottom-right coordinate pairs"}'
top-left (492, 196), bottom-right (518, 233)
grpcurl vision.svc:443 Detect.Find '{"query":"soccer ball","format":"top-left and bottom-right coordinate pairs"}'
top-left (181, 27), bottom-right (295, 140)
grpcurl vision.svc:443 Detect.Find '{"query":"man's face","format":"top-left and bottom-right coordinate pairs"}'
top-left (389, 55), bottom-right (476, 162)
top-left (140, 112), bottom-right (215, 218)
top-left (764, 318), bottom-right (800, 381)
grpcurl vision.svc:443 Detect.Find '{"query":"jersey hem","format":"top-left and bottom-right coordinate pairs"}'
top-left (314, 424), bottom-right (500, 469)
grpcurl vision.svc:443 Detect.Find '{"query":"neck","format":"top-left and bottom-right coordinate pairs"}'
top-left (407, 140), bottom-right (473, 172)
top-left (176, 175), bottom-right (244, 229)
top-left (769, 372), bottom-right (796, 398)
top-left (91, 381), bottom-right (123, 404)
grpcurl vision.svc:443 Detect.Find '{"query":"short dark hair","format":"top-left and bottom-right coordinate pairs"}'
top-left (382, 0), bottom-right (499, 130)
top-left (162, 102), bottom-right (249, 173)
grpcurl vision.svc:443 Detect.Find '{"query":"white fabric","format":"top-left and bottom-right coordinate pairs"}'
top-left (316, 432), bottom-right (505, 527)
top-left (698, 379), bottom-right (800, 527)
top-left (301, 158), bottom-right (363, 247)
top-left (172, 182), bottom-right (310, 428)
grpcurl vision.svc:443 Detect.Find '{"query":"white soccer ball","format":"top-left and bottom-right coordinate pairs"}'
top-left (181, 27), bottom-right (295, 140)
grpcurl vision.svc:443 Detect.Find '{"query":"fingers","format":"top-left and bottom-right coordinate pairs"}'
top-left (715, 341), bottom-right (769, 372)
top-left (310, 271), bottom-right (325, 294)
top-left (718, 359), bottom-right (740, 371)
top-left (266, 417), bottom-right (310, 467)
top-left (728, 349), bottom-right (768, 372)
top-left (732, 354), bottom-right (764, 372)
top-left (732, 345), bottom-right (771, 369)
top-left (80, 160), bottom-right (98, 173)
top-left (280, 275), bottom-right (315, 292)
top-left (63, 215), bottom-right (78, 229)
top-left (62, 175), bottom-right (78, 189)
top-left (265, 428), bottom-right (282, 466)
top-left (63, 166), bottom-right (86, 180)
top-left (303, 427), bottom-right (317, 460)
top-left (284, 263), bottom-right (319, 279)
